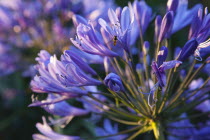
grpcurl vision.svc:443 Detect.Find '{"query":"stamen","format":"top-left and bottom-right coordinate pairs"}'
top-left (198, 38), bottom-right (210, 48)
top-left (194, 49), bottom-right (202, 61)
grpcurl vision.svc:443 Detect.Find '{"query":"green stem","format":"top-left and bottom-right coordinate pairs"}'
top-left (152, 121), bottom-right (165, 140)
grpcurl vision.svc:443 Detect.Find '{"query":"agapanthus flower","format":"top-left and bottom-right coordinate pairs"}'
top-left (104, 73), bottom-right (125, 92)
top-left (33, 117), bottom-right (80, 140)
top-left (30, 94), bottom-right (89, 117)
top-left (171, 0), bottom-right (202, 34)
top-left (99, 6), bottom-right (135, 53)
top-left (30, 0), bottom-right (210, 140)
top-left (31, 50), bottom-right (101, 97)
top-left (71, 22), bottom-right (118, 57)
top-left (132, 0), bottom-right (152, 36)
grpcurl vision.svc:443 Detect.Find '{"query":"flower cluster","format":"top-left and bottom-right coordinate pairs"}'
top-left (30, 0), bottom-right (210, 140)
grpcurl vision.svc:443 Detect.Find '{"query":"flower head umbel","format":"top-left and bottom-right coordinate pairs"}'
top-left (30, 1), bottom-right (210, 140)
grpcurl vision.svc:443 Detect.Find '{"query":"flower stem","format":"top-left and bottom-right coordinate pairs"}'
top-left (152, 121), bottom-right (165, 140)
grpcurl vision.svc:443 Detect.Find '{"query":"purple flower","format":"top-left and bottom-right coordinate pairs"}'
top-left (99, 7), bottom-right (134, 53)
top-left (82, 0), bottom-right (115, 20)
top-left (132, 0), bottom-right (152, 35)
top-left (35, 50), bottom-right (51, 70)
top-left (177, 38), bottom-right (198, 62)
top-left (198, 39), bottom-right (210, 59)
top-left (143, 41), bottom-right (150, 55)
top-left (167, 0), bottom-right (179, 13)
top-left (188, 8), bottom-right (210, 61)
top-left (154, 15), bottom-right (162, 43)
top-left (158, 11), bottom-right (174, 42)
top-left (71, 23), bottom-right (118, 57)
top-left (30, 94), bottom-right (89, 117)
top-left (104, 73), bottom-right (124, 92)
top-left (67, 47), bottom-right (104, 64)
top-left (33, 117), bottom-right (80, 140)
top-left (153, 47), bottom-right (181, 88)
top-left (61, 50), bottom-right (97, 75)
top-left (152, 60), bottom-right (182, 88)
top-left (95, 119), bottom-right (127, 140)
top-left (151, 61), bottom-right (166, 88)
top-left (72, 14), bottom-right (88, 27)
top-left (189, 7), bottom-right (210, 43)
top-left (157, 46), bottom-right (168, 67)
top-left (172, 0), bottom-right (202, 34)
top-left (31, 50), bottom-right (101, 97)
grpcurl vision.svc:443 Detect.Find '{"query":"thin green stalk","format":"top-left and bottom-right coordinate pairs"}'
top-left (172, 97), bottom-right (209, 116)
top-left (86, 125), bottom-right (143, 140)
top-left (175, 60), bottom-right (196, 94)
top-left (169, 61), bottom-right (205, 105)
top-left (155, 42), bottom-right (160, 61)
top-left (87, 94), bottom-right (140, 120)
top-left (108, 116), bottom-right (141, 125)
top-left (166, 111), bottom-right (210, 123)
top-left (127, 126), bottom-right (153, 140)
top-left (157, 68), bottom-right (178, 114)
top-left (113, 57), bottom-right (124, 76)
top-left (183, 62), bottom-right (207, 89)
top-left (152, 121), bottom-right (165, 140)
top-left (139, 24), bottom-right (150, 91)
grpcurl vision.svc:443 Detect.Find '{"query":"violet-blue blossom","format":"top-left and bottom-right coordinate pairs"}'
top-left (158, 11), bottom-right (174, 42)
top-left (104, 73), bottom-right (124, 92)
top-left (31, 94), bottom-right (89, 117)
top-left (71, 23), bottom-right (118, 57)
top-left (157, 46), bottom-right (168, 67)
top-left (172, 0), bottom-right (202, 34)
top-left (27, 1), bottom-right (210, 140)
top-left (167, 0), bottom-right (179, 13)
top-left (132, 0), bottom-right (152, 35)
top-left (33, 117), bottom-right (80, 140)
top-left (31, 50), bottom-right (101, 97)
top-left (99, 7), bottom-right (134, 53)
top-left (177, 38), bottom-right (198, 62)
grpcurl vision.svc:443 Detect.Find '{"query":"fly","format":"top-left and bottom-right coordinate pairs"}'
top-left (113, 35), bottom-right (118, 46)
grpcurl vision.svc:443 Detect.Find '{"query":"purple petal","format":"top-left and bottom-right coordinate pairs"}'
top-left (158, 11), bottom-right (174, 42)
top-left (159, 60), bottom-right (182, 71)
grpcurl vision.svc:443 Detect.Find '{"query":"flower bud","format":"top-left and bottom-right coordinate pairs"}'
top-left (143, 41), bottom-right (150, 55)
top-left (155, 15), bottom-right (162, 42)
top-left (158, 11), bottom-right (174, 42)
top-left (167, 0), bottom-right (179, 13)
top-left (178, 38), bottom-right (198, 61)
top-left (104, 73), bottom-right (124, 92)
